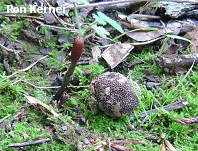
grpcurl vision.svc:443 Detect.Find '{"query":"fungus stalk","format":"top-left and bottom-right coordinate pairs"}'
top-left (53, 2), bottom-right (84, 103)
top-left (53, 37), bottom-right (84, 102)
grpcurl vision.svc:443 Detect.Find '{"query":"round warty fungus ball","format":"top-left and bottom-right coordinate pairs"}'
top-left (90, 72), bottom-right (141, 117)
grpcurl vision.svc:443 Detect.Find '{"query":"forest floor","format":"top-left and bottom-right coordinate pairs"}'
top-left (0, 0), bottom-right (198, 151)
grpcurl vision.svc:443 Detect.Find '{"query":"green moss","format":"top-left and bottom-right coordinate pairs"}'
top-left (0, 1), bottom-right (198, 150)
top-left (0, 78), bottom-right (23, 118)
top-left (72, 64), bottom-right (105, 85)
top-left (46, 49), bottom-right (66, 70)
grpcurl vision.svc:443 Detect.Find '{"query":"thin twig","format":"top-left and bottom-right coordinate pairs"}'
top-left (73, 2), bottom-right (81, 32)
top-left (65, 0), bottom-right (147, 10)
top-left (4, 14), bottom-right (45, 21)
top-left (130, 99), bottom-right (190, 120)
top-left (174, 56), bottom-right (196, 89)
top-left (34, 18), bottom-right (77, 32)
top-left (0, 0), bottom-right (197, 16)
top-left (1, 55), bottom-right (48, 82)
top-left (0, 44), bottom-right (14, 53)
top-left (64, 0), bottom-right (198, 10)
top-left (11, 79), bottom-right (89, 89)
top-left (43, 0), bottom-right (73, 28)
top-left (8, 138), bottom-right (51, 148)
top-left (99, 36), bottom-right (165, 48)
top-left (175, 117), bottom-right (198, 124)
top-left (127, 14), bottom-right (161, 20)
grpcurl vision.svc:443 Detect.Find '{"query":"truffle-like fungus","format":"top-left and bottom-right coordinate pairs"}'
top-left (90, 72), bottom-right (141, 117)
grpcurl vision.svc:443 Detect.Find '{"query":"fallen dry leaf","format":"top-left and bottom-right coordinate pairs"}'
top-left (24, 94), bottom-right (59, 117)
top-left (89, 46), bottom-right (101, 65)
top-left (102, 42), bottom-right (134, 68)
top-left (184, 29), bottom-right (198, 52)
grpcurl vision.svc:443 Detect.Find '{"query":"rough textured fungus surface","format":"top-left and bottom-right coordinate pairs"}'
top-left (90, 72), bottom-right (141, 117)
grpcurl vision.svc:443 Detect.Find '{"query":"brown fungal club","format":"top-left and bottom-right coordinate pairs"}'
top-left (90, 72), bottom-right (141, 117)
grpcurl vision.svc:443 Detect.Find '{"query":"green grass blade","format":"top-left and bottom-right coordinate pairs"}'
top-left (97, 12), bottom-right (124, 33)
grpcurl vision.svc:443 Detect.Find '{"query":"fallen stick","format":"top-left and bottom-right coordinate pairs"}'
top-left (64, 0), bottom-right (147, 10)
top-left (1, 55), bottom-right (48, 82)
top-left (8, 138), bottom-right (51, 148)
top-left (0, 0), bottom-right (197, 16)
top-left (130, 99), bottom-right (189, 120)
top-left (156, 54), bottom-right (198, 68)
top-left (166, 0), bottom-right (198, 3)
top-left (62, 0), bottom-right (198, 10)
top-left (175, 117), bottom-right (198, 124)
